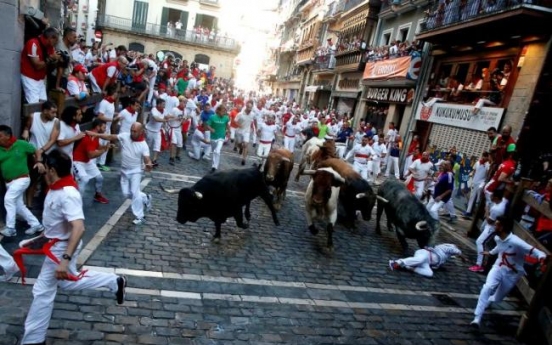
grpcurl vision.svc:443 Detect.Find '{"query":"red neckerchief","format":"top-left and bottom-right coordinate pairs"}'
top-left (178, 105), bottom-right (185, 111)
top-left (104, 96), bottom-right (115, 103)
top-left (420, 157), bottom-right (429, 163)
top-left (49, 175), bottom-right (79, 190)
top-left (70, 121), bottom-right (78, 130)
top-left (133, 133), bottom-right (146, 142)
top-left (479, 159), bottom-right (486, 165)
top-left (3, 136), bottom-right (17, 149)
top-left (155, 106), bottom-right (164, 113)
top-left (125, 106), bottom-right (135, 114)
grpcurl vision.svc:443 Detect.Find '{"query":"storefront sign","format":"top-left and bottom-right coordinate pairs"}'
top-left (338, 78), bottom-right (360, 89)
top-left (363, 54), bottom-right (422, 81)
top-left (365, 87), bottom-right (414, 104)
top-left (415, 102), bottom-right (504, 131)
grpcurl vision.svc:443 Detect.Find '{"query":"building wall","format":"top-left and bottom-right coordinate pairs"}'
top-left (105, 0), bottom-right (220, 31)
top-left (102, 29), bottom-right (236, 78)
top-left (0, 0), bottom-right (24, 134)
top-left (506, 39), bottom-right (551, 138)
top-left (378, 10), bottom-right (425, 45)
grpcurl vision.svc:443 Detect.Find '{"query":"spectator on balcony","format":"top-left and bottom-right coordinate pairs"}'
top-left (443, 0), bottom-right (460, 26)
top-left (175, 19), bottom-right (183, 34)
top-left (21, 27), bottom-right (60, 103)
top-left (462, 0), bottom-right (481, 20)
top-left (49, 27), bottom-right (77, 93)
top-left (167, 21), bottom-right (175, 38)
top-left (90, 56), bottom-right (127, 95)
top-left (326, 38), bottom-right (337, 69)
top-left (389, 40), bottom-right (399, 57)
top-left (66, 64), bottom-right (89, 100)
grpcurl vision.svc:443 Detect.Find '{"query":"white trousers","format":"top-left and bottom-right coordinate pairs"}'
top-left (335, 143), bottom-right (347, 159)
top-left (403, 155), bottom-right (414, 177)
top-left (256, 142), bottom-right (272, 158)
top-left (385, 156), bottom-right (400, 178)
top-left (413, 180), bottom-right (426, 199)
top-left (0, 244), bottom-right (18, 276)
top-left (97, 127), bottom-right (111, 166)
top-left (171, 129), bottom-right (183, 148)
top-left (189, 141), bottom-right (212, 160)
top-left (21, 75), bottom-right (47, 104)
top-left (426, 199), bottom-right (445, 221)
top-left (211, 139), bottom-right (224, 169)
top-left (73, 161), bottom-right (103, 195)
top-left (88, 73), bottom-right (101, 93)
top-left (120, 171), bottom-right (148, 219)
top-left (474, 265), bottom-right (521, 321)
top-left (466, 182), bottom-right (484, 214)
top-left (475, 222), bottom-right (496, 266)
top-left (283, 136), bottom-right (296, 152)
top-left (4, 177), bottom-right (40, 229)
top-left (146, 130), bottom-right (162, 153)
top-left (22, 241), bottom-right (118, 344)
top-left (147, 74), bottom-right (157, 103)
top-left (398, 249), bottom-right (435, 278)
top-left (353, 161), bottom-right (370, 181)
top-left (370, 159), bottom-right (381, 180)
top-left (229, 127), bottom-right (237, 140)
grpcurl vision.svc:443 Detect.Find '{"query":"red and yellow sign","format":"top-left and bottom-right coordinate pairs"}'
top-left (363, 56), bottom-right (412, 80)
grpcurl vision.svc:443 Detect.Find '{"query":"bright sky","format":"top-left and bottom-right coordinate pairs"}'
top-left (219, 0), bottom-right (279, 91)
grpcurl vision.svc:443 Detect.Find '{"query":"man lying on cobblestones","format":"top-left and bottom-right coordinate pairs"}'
top-left (20, 149), bottom-right (126, 345)
top-left (389, 243), bottom-right (468, 278)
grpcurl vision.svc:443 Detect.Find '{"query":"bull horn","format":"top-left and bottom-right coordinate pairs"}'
top-left (356, 193), bottom-right (366, 199)
top-left (416, 221), bottom-right (429, 231)
top-left (280, 157), bottom-right (291, 162)
top-left (159, 182), bottom-right (179, 194)
top-left (194, 191), bottom-right (203, 199)
top-left (376, 196), bottom-right (389, 203)
top-left (302, 170), bottom-right (316, 175)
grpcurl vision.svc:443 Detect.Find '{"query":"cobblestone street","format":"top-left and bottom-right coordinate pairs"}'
top-left (0, 144), bottom-right (527, 344)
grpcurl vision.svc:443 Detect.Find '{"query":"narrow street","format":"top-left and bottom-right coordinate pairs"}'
top-left (0, 144), bottom-right (524, 345)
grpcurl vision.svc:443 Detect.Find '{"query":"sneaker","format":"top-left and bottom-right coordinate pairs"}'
top-left (469, 265), bottom-right (485, 273)
top-left (388, 260), bottom-right (400, 271)
top-left (116, 275), bottom-right (127, 305)
top-left (24, 224), bottom-right (44, 236)
top-left (97, 164), bottom-right (111, 172)
top-left (470, 319), bottom-right (480, 329)
top-left (145, 194), bottom-right (152, 213)
top-left (169, 158), bottom-right (175, 166)
top-left (94, 192), bottom-right (109, 204)
top-left (175, 156), bottom-right (181, 162)
top-left (133, 217), bottom-right (146, 225)
top-left (462, 212), bottom-right (472, 218)
top-left (0, 227), bottom-right (16, 237)
top-left (241, 160), bottom-right (245, 166)
top-left (0, 266), bottom-right (19, 282)
top-left (152, 160), bottom-right (159, 167)
top-left (211, 168), bottom-right (216, 173)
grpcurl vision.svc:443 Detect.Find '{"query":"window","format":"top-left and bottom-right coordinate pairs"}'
top-left (129, 42), bottom-right (145, 53)
top-left (381, 29), bottom-right (393, 46)
top-left (397, 23), bottom-right (411, 43)
top-left (415, 19), bottom-right (424, 35)
top-left (195, 54), bottom-right (210, 65)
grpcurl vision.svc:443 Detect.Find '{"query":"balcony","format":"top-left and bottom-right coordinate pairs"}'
top-left (312, 54), bottom-right (335, 72)
top-left (97, 15), bottom-right (238, 52)
top-left (343, 0), bottom-right (368, 13)
top-left (416, 0), bottom-right (552, 46)
top-left (199, 0), bottom-right (220, 7)
top-left (335, 49), bottom-right (366, 71)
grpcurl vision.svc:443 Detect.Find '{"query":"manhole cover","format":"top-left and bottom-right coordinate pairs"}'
top-left (432, 293), bottom-right (460, 307)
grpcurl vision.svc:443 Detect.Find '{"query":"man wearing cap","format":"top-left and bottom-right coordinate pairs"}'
top-left (389, 243), bottom-right (467, 278)
top-left (66, 64), bottom-right (89, 100)
top-left (484, 143), bottom-right (517, 205)
top-left (345, 135), bottom-right (376, 182)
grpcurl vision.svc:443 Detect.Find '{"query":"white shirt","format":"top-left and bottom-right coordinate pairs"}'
top-left (472, 160), bottom-right (490, 187)
top-left (43, 185), bottom-right (84, 240)
top-left (409, 159), bottom-right (434, 180)
top-left (284, 122), bottom-right (300, 137)
top-left (169, 107), bottom-right (185, 129)
top-left (192, 129), bottom-right (209, 147)
top-left (386, 129), bottom-right (398, 144)
top-left (372, 142), bottom-right (387, 161)
top-left (66, 78), bottom-right (87, 96)
top-left (347, 144), bottom-right (375, 164)
top-left (58, 122), bottom-right (81, 157)
top-left (97, 99), bottom-right (116, 123)
top-left (167, 95), bottom-right (179, 113)
top-left (489, 198), bottom-right (508, 221)
top-left (29, 112), bottom-right (58, 153)
top-left (258, 123), bottom-right (278, 142)
top-left (430, 244), bottom-right (462, 268)
top-left (118, 108), bottom-right (138, 134)
top-left (72, 48), bottom-right (85, 65)
top-left (146, 107), bottom-right (166, 133)
top-left (236, 110), bottom-right (255, 132)
top-left (118, 133), bottom-right (150, 174)
top-left (490, 233), bottom-right (546, 274)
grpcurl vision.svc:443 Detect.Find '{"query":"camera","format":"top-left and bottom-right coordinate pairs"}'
top-left (57, 50), bottom-right (70, 68)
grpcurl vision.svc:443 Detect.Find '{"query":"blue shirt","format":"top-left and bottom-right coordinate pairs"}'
top-left (196, 95), bottom-right (209, 106)
top-left (434, 172), bottom-right (454, 202)
top-left (200, 110), bottom-right (214, 124)
top-left (390, 147), bottom-right (400, 157)
top-left (336, 127), bottom-right (353, 143)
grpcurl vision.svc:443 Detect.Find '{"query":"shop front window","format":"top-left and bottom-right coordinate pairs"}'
top-left (364, 105), bottom-right (388, 131)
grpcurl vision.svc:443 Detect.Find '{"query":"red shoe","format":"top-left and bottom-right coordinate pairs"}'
top-left (469, 265), bottom-right (485, 273)
top-left (94, 192), bottom-right (109, 204)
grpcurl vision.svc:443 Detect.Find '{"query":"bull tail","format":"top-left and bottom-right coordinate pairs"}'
top-left (159, 182), bottom-right (179, 194)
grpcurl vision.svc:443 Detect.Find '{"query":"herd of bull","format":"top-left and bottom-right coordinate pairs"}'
top-left (162, 138), bottom-right (439, 254)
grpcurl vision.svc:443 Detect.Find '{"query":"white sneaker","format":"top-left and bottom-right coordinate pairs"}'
top-left (0, 227), bottom-right (16, 237)
top-left (0, 266), bottom-right (19, 282)
top-left (145, 194), bottom-right (153, 213)
top-left (133, 218), bottom-right (146, 225)
top-left (470, 318), bottom-right (481, 329)
top-left (24, 224), bottom-right (44, 236)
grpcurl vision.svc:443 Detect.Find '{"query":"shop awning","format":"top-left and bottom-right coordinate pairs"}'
top-left (361, 79), bottom-right (417, 88)
top-left (331, 91), bottom-right (359, 99)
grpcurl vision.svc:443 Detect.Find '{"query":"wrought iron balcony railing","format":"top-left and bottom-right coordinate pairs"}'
top-left (312, 54), bottom-right (335, 71)
top-left (419, 0), bottom-right (552, 33)
top-left (200, 0), bottom-right (220, 6)
top-left (97, 15), bottom-right (238, 51)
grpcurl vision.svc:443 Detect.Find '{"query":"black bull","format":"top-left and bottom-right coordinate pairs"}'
top-left (375, 180), bottom-right (439, 253)
top-left (161, 166), bottom-right (280, 241)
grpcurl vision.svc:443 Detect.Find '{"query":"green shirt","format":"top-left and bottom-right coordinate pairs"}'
top-left (318, 123), bottom-right (329, 139)
top-left (0, 140), bottom-right (35, 181)
top-left (176, 78), bottom-right (189, 95)
top-left (207, 115), bottom-right (230, 140)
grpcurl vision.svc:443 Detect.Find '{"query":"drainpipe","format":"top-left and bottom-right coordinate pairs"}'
top-left (399, 41), bottom-right (433, 168)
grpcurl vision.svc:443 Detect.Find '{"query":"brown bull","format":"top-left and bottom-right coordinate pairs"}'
top-left (295, 137), bottom-right (337, 182)
top-left (263, 148), bottom-right (294, 210)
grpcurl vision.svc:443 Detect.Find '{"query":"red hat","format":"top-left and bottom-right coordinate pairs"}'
top-left (73, 64), bottom-right (88, 74)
